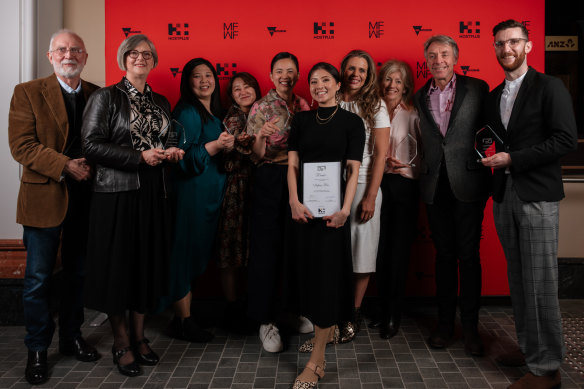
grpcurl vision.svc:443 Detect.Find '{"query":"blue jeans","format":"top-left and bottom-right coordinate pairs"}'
top-left (23, 219), bottom-right (87, 351)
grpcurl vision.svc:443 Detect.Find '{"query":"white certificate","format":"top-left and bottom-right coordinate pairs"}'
top-left (302, 161), bottom-right (341, 218)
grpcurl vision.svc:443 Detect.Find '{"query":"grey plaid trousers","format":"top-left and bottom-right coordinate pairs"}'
top-left (493, 175), bottom-right (565, 375)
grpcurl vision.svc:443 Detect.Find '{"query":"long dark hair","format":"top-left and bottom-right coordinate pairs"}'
top-left (178, 58), bottom-right (223, 123)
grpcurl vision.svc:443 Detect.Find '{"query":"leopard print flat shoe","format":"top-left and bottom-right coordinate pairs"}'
top-left (298, 325), bottom-right (340, 353)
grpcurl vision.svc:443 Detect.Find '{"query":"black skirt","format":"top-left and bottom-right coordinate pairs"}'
top-left (284, 217), bottom-right (354, 328)
top-left (84, 165), bottom-right (172, 314)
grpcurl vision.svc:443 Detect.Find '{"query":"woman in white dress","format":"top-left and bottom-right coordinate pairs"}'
top-left (338, 49), bottom-right (390, 342)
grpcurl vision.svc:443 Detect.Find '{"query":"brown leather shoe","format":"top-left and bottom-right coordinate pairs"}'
top-left (507, 371), bottom-right (561, 389)
top-left (496, 349), bottom-right (526, 366)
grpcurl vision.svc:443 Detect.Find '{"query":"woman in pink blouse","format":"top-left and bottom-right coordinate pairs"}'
top-left (371, 59), bottom-right (422, 339)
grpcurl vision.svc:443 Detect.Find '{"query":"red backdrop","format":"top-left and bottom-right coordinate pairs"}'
top-left (104, 0), bottom-right (545, 296)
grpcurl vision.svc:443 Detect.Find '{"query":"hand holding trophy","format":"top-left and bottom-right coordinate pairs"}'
top-left (390, 133), bottom-right (418, 169)
top-left (474, 125), bottom-right (504, 162)
top-left (159, 119), bottom-right (187, 162)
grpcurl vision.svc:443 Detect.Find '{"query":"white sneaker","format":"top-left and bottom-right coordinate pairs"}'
top-left (297, 315), bottom-right (314, 334)
top-left (259, 323), bottom-right (283, 353)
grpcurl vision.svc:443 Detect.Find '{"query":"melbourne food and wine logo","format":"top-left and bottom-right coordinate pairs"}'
top-left (416, 61), bottom-right (431, 80)
top-left (216, 63), bottom-right (237, 80)
top-left (267, 26), bottom-right (286, 36)
top-left (369, 21), bottom-right (384, 38)
top-left (412, 25), bottom-right (432, 36)
top-left (121, 27), bottom-right (141, 37)
top-left (459, 21), bottom-right (480, 38)
top-left (224, 22), bottom-right (239, 39)
top-left (168, 23), bottom-right (189, 40)
top-left (314, 22), bottom-right (335, 40)
top-left (170, 68), bottom-right (182, 78)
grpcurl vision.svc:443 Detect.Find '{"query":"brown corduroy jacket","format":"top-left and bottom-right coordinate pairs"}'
top-left (8, 73), bottom-right (99, 228)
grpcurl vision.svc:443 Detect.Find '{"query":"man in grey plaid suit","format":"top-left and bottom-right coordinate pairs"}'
top-left (482, 19), bottom-right (578, 389)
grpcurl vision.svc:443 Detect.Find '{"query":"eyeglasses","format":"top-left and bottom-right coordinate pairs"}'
top-left (50, 47), bottom-right (85, 56)
top-left (493, 38), bottom-right (527, 49)
top-left (127, 50), bottom-right (153, 60)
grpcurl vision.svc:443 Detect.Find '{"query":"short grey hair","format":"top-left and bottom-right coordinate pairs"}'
top-left (48, 29), bottom-right (85, 52)
top-left (116, 34), bottom-right (158, 71)
top-left (423, 35), bottom-right (459, 60)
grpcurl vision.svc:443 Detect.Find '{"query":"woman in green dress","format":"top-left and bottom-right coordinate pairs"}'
top-left (165, 58), bottom-right (234, 342)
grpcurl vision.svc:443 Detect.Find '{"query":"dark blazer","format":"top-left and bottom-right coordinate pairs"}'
top-left (8, 74), bottom-right (99, 228)
top-left (485, 67), bottom-right (578, 203)
top-left (414, 74), bottom-right (491, 205)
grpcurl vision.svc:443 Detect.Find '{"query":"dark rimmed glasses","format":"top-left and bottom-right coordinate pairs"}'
top-left (127, 50), bottom-right (153, 60)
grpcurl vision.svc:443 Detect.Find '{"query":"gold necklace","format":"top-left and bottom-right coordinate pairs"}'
top-left (316, 105), bottom-right (339, 125)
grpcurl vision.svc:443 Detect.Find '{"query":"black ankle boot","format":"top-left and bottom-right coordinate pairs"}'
top-left (25, 350), bottom-right (48, 385)
top-left (168, 317), bottom-right (214, 343)
top-left (183, 317), bottom-right (214, 342)
top-left (353, 307), bottom-right (362, 332)
top-left (380, 314), bottom-right (401, 339)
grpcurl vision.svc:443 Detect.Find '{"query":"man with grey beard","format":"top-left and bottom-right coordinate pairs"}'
top-left (8, 29), bottom-right (100, 385)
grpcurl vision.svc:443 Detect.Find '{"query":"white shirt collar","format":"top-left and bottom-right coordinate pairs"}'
top-left (56, 76), bottom-right (82, 94)
top-left (504, 70), bottom-right (528, 91)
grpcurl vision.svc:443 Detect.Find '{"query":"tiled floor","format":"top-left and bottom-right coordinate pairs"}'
top-left (1, 300), bottom-right (583, 388)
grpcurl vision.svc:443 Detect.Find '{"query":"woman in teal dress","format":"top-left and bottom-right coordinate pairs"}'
top-left (165, 58), bottom-right (235, 342)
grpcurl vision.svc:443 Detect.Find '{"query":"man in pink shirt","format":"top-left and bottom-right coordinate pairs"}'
top-left (414, 35), bottom-right (491, 356)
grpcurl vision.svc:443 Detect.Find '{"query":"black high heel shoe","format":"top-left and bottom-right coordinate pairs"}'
top-left (112, 346), bottom-right (141, 377)
top-left (133, 338), bottom-right (159, 366)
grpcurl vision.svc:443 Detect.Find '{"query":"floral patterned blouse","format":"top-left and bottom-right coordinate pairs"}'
top-left (222, 104), bottom-right (255, 173)
top-left (125, 77), bottom-right (169, 151)
top-left (245, 89), bottom-right (310, 165)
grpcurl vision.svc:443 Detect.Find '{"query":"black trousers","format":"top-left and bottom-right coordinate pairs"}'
top-left (59, 179), bottom-right (92, 340)
top-left (376, 174), bottom-right (420, 321)
top-left (425, 170), bottom-right (486, 329)
top-left (247, 164), bottom-right (289, 324)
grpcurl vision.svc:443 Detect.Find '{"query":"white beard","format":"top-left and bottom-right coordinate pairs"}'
top-left (53, 59), bottom-right (84, 79)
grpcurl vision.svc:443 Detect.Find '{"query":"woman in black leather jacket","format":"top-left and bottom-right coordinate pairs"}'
top-left (81, 34), bottom-right (183, 377)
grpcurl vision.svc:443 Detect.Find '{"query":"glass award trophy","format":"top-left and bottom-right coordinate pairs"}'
top-left (474, 125), bottom-right (503, 161)
top-left (160, 119), bottom-right (186, 149)
top-left (393, 133), bottom-right (418, 167)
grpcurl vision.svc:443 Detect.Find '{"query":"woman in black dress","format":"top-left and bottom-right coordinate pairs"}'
top-left (82, 35), bottom-right (184, 377)
top-left (287, 63), bottom-right (365, 388)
